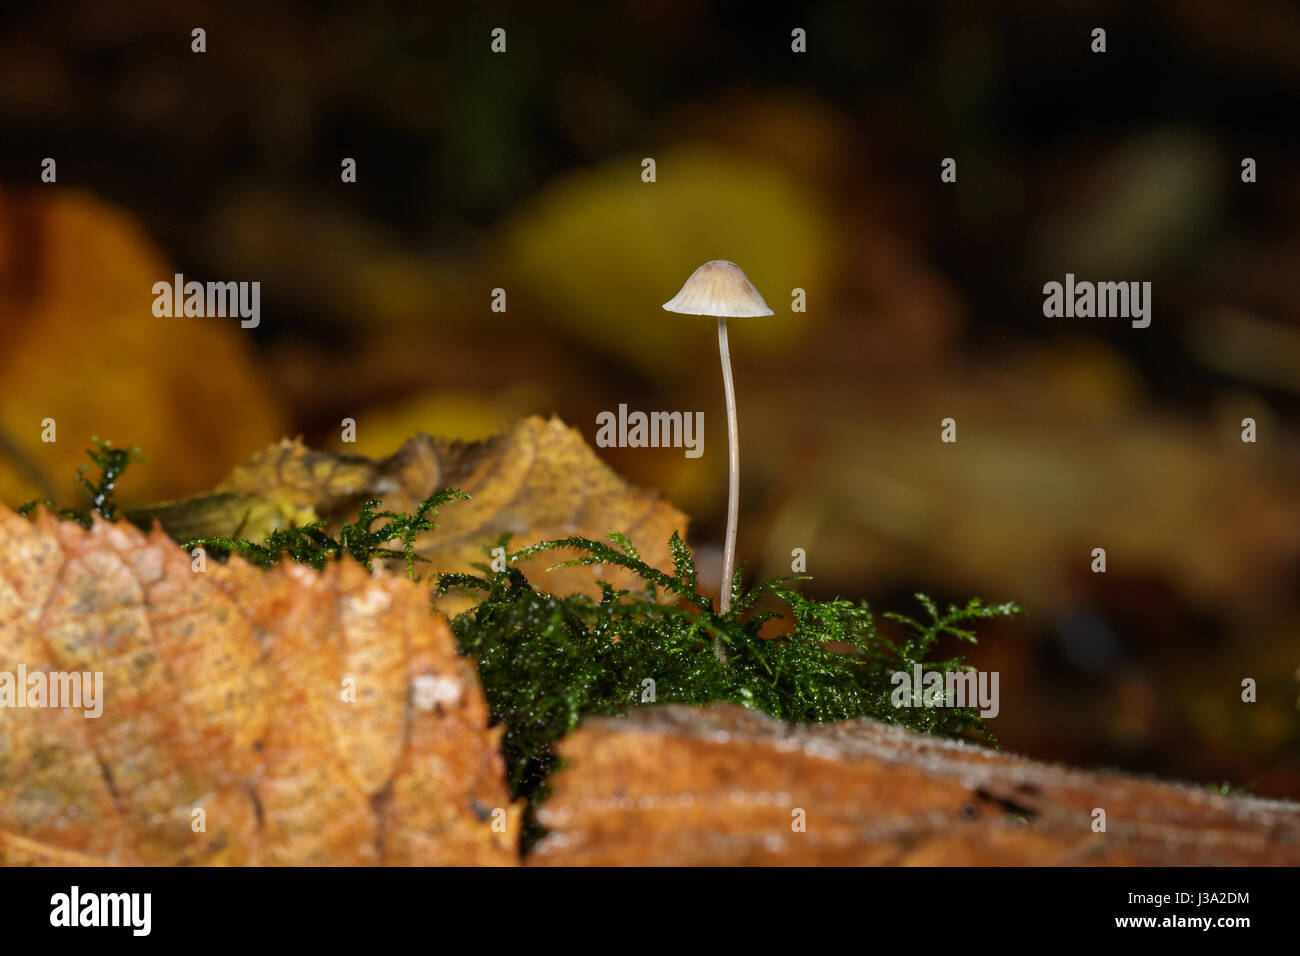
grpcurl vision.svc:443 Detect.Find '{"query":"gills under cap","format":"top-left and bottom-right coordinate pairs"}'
top-left (662, 260), bottom-right (774, 318)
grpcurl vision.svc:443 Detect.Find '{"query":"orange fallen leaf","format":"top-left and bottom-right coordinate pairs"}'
top-left (0, 504), bottom-right (520, 865)
top-left (0, 187), bottom-right (285, 507)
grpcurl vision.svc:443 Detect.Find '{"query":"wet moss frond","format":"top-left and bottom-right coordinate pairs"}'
top-left (18, 437), bottom-right (145, 527)
top-left (182, 489), bottom-right (469, 576)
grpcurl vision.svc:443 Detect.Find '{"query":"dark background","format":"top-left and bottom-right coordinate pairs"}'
top-left (2, 0), bottom-right (1299, 796)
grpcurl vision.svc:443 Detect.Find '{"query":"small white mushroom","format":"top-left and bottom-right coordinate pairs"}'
top-left (663, 260), bottom-right (773, 614)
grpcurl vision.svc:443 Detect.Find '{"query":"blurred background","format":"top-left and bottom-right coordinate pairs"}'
top-left (2, 0), bottom-right (1299, 796)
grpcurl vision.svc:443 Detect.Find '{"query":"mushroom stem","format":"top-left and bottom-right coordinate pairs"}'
top-left (717, 316), bottom-right (739, 614)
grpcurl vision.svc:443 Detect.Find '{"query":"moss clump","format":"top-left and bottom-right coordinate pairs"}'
top-left (440, 532), bottom-right (1020, 844)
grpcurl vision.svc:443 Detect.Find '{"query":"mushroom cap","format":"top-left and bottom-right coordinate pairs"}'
top-left (662, 259), bottom-right (774, 318)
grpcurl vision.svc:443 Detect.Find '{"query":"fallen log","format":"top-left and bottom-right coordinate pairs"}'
top-left (530, 703), bottom-right (1300, 865)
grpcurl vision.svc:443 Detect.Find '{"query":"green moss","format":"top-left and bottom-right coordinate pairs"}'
top-left (16, 439), bottom-right (465, 579)
top-left (182, 490), bottom-right (468, 577)
top-left (18, 437), bottom-right (145, 527)
top-left (440, 532), bottom-right (1021, 847)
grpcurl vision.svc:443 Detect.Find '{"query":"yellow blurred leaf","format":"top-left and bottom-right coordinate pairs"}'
top-left (336, 385), bottom-right (548, 455)
top-left (501, 145), bottom-right (839, 376)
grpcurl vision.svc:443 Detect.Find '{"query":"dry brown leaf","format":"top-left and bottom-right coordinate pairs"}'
top-left (530, 704), bottom-right (1300, 866)
top-left (136, 415), bottom-right (689, 605)
top-left (0, 504), bottom-right (520, 865)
